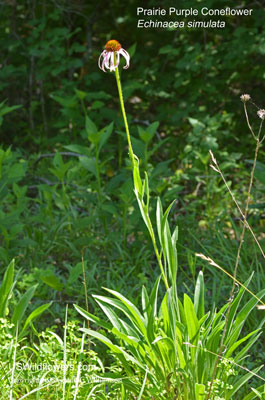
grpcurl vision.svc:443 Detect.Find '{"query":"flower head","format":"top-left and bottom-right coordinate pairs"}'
top-left (257, 109), bottom-right (265, 120)
top-left (240, 94), bottom-right (250, 102)
top-left (98, 40), bottom-right (130, 72)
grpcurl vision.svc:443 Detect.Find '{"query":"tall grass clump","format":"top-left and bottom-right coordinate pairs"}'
top-left (199, 96), bottom-right (265, 398)
top-left (75, 41), bottom-right (265, 399)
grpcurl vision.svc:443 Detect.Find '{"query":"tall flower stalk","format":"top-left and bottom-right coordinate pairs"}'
top-left (99, 40), bottom-right (169, 290)
top-left (114, 55), bottom-right (134, 164)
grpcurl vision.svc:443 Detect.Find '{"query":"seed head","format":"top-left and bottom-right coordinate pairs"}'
top-left (105, 40), bottom-right (122, 52)
top-left (257, 109), bottom-right (265, 120)
top-left (240, 94), bottom-right (250, 102)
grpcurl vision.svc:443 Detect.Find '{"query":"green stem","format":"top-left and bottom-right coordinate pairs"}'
top-left (114, 62), bottom-right (134, 164)
top-left (95, 145), bottom-right (101, 197)
top-left (95, 144), bottom-right (107, 232)
top-left (113, 61), bottom-right (169, 291)
top-left (144, 144), bottom-right (148, 171)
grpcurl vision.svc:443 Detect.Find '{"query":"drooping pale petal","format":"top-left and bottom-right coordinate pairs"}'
top-left (98, 50), bottom-right (105, 71)
top-left (119, 48), bottom-right (130, 69)
top-left (104, 52), bottom-right (112, 70)
top-left (99, 50), bottom-right (109, 72)
top-left (109, 52), bottom-right (115, 72)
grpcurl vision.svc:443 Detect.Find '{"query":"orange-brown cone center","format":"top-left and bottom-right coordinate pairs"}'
top-left (105, 40), bottom-right (122, 52)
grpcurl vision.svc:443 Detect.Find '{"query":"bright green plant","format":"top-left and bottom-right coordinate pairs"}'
top-left (75, 272), bottom-right (265, 399)
top-left (0, 259), bottom-right (51, 337)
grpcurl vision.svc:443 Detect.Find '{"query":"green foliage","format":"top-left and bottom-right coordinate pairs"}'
top-left (75, 272), bottom-right (264, 399)
top-left (0, 100), bottom-right (21, 127)
top-left (0, 259), bottom-right (51, 335)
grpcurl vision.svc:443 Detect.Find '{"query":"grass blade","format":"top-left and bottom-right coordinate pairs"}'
top-left (12, 285), bottom-right (38, 327)
top-left (62, 304), bottom-right (68, 400)
top-left (0, 259), bottom-right (15, 317)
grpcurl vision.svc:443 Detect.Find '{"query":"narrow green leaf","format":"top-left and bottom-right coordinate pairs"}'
top-left (41, 275), bottom-right (63, 291)
top-left (63, 144), bottom-right (91, 156)
top-left (172, 225), bottom-right (178, 248)
top-left (79, 156), bottom-right (97, 177)
top-left (156, 198), bottom-right (163, 245)
top-left (81, 328), bottom-right (145, 373)
top-left (195, 383), bottom-right (206, 399)
top-left (194, 271), bottom-right (205, 320)
top-left (148, 276), bottom-right (161, 319)
top-left (146, 276), bottom-right (161, 342)
top-left (48, 330), bottom-right (64, 347)
top-left (235, 288), bottom-right (265, 327)
top-left (184, 294), bottom-right (199, 340)
top-left (133, 156), bottom-right (143, 197)
top-left (97, 302), bottom-right (127, 333)
top-left (101, 288), bottom-right (148, 340)
top-left (85, 115), bottom-right (97, 136)
top-left (141, 286), bottom-right (149, 320)
top-left (111, 327), bottom-right (143, 352)
top-left (144, 172), bottom-right (150, 209)
top-left (74, 304), bottom-right (113, 331)
top-left (226, 329), bottom-right (260, 358)
top-left (176, 340), bottom-right (186, 369)
top-left (135, 196), bottom-right (153, 239)
top-left (235, 331), bottom-right (263, 363)
top-left (0, 103), bottom-right (21, 117)
top-left (250, 388), bottom-right (263, 399)
top-left (242, 384), bottom-right (265, 400)
top-left (137, 369), bottom-right (148, 400)
top-left (225, 273), bottom-right (254, 339)
top-left (161, 201), bottom-right (175, 244)
top-left (161, 292), bottom-right (170, 335)
top-left (98, 122), bottom-right (113, 152)
top-left (184, 294), bottom-right (199, 361)
top-left (0, 259), bottom-right (15, 317)
top-left (225, 288), bottom-right (265, 348)
top-left (227, 366), bottom-right (264, 399)
top-left (21, 302), bottom-right (52, 334)
top-left (165, 220), bottom-right (177, 284)
top-left (138, 127), bottom-right (153, 144)
top-left (12, 285), bottom-right (37, 326)
top-left (206, 322), bottom-right (225, 353)
top-left (152, 336), bottom-right (176, 370)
